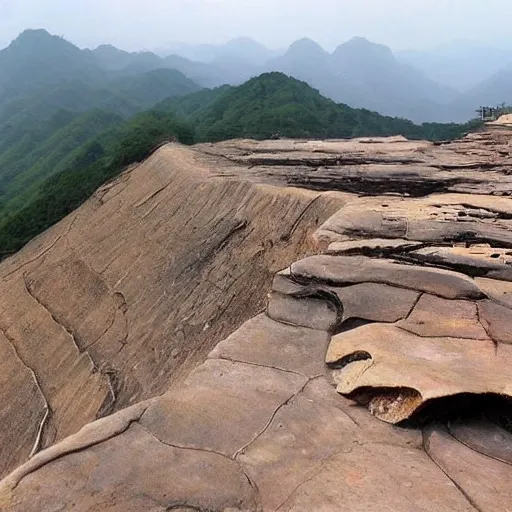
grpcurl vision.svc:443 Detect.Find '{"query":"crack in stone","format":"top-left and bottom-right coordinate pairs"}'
top-left (0, 325), bottom-right (51, 459)
top-left (422, 430), bottom-right (484, 512)
top-left (274, 445), bottom-right (356, 511)
top-left (233, 376), bottom-right (316, 460)
top-left (287, 195), bottom-right (322, 241)
top-left (446, 421), bottom-right (512, 467)
top-left (274, 437), bottom-right (432, 511)
top-left (395, 324), bottom-right (491, 342)
top-left (403, 292), bottom-right (424, 321)
top-left (84, 310), bottom-right (118, 352)
top-left (22, 274), bottom-right (84, 356)
top-left (476, 303), bottom-right (499, 355)
top-left (135, 422), bottom-right (262, 507)
top-left (210, 356), bottom-right (313, 380)
top-left (21, 273), bottom-right (117, 414)
top-left (134, 182), bottom-right (173, 209)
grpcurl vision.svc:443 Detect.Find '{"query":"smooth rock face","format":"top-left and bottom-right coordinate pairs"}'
top-left (3, 129), bottom-right (512, 510)
top-left (0, 144), bottom-right (345, 477)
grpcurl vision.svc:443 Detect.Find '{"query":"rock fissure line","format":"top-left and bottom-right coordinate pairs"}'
top-left (84, 307), bottom-right (118, 352)
top-left (177, 220), bottom-right (248, 278)
top-left (274, 445), bottom-right (357, 511)
top-left (475, 303), bottom-right (499, 354)
top-left (22, 274), bottom-right (84, 356)
top-left (394, 324), bottom-right (491, 342)
top-left (0, 325), bottom-right (50, 459)
top-left (422, 431), bottom-right (483, 512)
top-left (211, 355), bottom-right (313, 379)
top-left (135, 422), bottom-right (263, 505)
top-left (446, 422), bottom-right (512, 467)
top-left (134, 182), bottom-right (173, 209)
top-left (403, 292), bottom-right (424, 321)
top-left (22, 273), bottom-right (117, 412)
top-left (233, 376), bottom-right (317, 460)
top-left (287, 195), bottom-right (322, 240)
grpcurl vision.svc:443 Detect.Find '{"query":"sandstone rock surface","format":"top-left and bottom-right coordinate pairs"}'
top-left (2, 127), bottom-right (512, 510)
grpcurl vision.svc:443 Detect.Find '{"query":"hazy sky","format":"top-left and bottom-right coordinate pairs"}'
top-left (1, 0), bottom-right (512, 52)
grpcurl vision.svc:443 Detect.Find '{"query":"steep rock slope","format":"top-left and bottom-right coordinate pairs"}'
top-left (0, 143), bottom-right (346, 478)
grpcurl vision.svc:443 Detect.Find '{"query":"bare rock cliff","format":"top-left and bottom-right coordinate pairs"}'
top-left (1, 126), bottom-right (512, 510)
top-left (0, 143), bottom-right (345, 479)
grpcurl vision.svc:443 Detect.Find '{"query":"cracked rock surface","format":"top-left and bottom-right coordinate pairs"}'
top-left (2, 126), bottom-right (512, 510)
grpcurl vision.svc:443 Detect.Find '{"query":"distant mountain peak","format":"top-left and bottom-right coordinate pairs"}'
top-left (95, 44), bottom-right (120, 51)
top-left (6, 28), bottom-right (80, 55)
top-left (290, 37), bottom-right (325, 49)
top-left (16, 28), bottom-right (53, 39)
top-left (286, 38), bottom-right (328, 57)
top-left (345, 36), bottom-right (373, 45)
top-left (333, 36), bottom-right (394, 63)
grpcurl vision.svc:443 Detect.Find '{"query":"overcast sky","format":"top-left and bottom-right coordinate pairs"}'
top-left (1, 0), bottom-right (512, 52)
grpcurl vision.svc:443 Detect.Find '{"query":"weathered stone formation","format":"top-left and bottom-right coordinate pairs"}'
top-left (0, 145), bottom-right (345, 480)
top-left (1, 124), bottom-right (512, 510)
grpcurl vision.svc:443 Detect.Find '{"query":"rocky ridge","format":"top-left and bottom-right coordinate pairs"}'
top-left (1, 122), bottom-right (512, 510)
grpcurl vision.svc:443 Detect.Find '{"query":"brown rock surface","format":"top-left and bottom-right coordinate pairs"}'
top-left (0, 144), bottom-right (345, 477)
top-left (397, 293), bottom-right (488, 339)
top-left (326, 323), bottom-right (512, 422)
top-left (2, 127), bottom-right (512, 510)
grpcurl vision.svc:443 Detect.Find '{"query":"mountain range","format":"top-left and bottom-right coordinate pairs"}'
top-left (157, 36), bottom-right (512, 123)
top-left (4, 29), bottom-right (510, 123)
top-left (0, 29), bottom-right (480, 255)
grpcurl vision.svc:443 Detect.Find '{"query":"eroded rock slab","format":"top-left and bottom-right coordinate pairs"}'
top-left (209, 313), bottom-right (330, 377)
top-left (327, 324), bottom-right (512, 423)
top-left (3, 129), bottom-right (512, 510)
top-left (276, 441), bottom-right (477, 512)
top-left (272, 271), bottom-right (420, 324)
top-left (397, 293), bottom-right (488, 340)
top-left (425, 427), bottom-right (512, 512)
top-left (2, 423), bottom-right (259, 512)
top-left (291, 255), bottom-right (483, 299)
top-left (1, 315), bottom-right (495, 512)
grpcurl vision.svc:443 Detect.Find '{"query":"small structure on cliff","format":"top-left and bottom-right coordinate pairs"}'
top-left (477, 104), bottom-right (509, 121)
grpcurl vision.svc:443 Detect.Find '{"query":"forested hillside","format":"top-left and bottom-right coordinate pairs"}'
top-left (0, 30), bottom-right (482, 257)
top-left (161, 73), bottom-right (481, 142)
top-left (0, 111), bottom-right (194, 255)
top-left (0, 30), bottom-right (199, 219)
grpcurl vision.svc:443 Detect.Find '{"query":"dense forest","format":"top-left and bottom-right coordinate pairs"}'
top-left (0, 31), bottom-right (483, 256)
top-left (160, 73), bottom-right (482, 142)
top-left (0, 111), bottom-right (194, 255)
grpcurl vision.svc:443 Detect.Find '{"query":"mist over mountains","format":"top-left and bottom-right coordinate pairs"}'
top-left (0, 28), bottom-right (482, 255)
top-left (135, 34), bottom-right (512, 123)
top-left (2, 29), bottom-right (508, 123)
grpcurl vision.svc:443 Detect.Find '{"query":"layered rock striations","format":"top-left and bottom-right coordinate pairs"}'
top-left (1, 123), bottom-right (512, 510)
